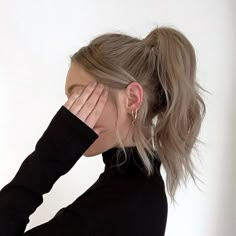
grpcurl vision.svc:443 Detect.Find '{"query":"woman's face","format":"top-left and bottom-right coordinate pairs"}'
top-left (65, 62), bottom-right (143, 157)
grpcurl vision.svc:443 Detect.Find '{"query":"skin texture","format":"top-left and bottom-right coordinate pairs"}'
top-left (64, 62), bottom-right (144, 157)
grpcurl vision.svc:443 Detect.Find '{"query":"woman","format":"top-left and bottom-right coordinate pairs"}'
top-left (0, 25), bottom-right (207, 235)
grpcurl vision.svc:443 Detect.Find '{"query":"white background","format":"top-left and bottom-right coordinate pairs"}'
top-left (0, 0), bottom-right (235, 235)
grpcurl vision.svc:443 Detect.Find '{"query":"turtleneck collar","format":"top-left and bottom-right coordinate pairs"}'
top-left (101, 146), bottom-right (161, 176)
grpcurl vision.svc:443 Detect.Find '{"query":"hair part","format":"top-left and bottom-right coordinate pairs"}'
top-left (69, 24), bottom-right (209, 205)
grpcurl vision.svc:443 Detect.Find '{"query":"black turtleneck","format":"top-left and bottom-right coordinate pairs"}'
top-left (0, 105), bottom-right (168, 236)
top-left (102, 146), bottom-right (162, 177)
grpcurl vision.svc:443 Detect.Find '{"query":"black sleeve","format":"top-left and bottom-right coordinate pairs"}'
top-left (0, 105), bottom-right (99, 236)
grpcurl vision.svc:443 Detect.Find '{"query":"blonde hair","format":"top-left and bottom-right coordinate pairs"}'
top-left (70, 25), bottom-right (208, 204)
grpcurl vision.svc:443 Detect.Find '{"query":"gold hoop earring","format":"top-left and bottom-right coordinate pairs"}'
top-left (131, 108), bottom-right (138, 126)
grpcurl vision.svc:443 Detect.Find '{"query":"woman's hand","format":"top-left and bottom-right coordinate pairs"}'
top-left (63, 81), bottom-right (108, 135)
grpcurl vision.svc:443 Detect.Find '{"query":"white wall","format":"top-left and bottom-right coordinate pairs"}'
top-left (0, 0), bottom-right (235, 235)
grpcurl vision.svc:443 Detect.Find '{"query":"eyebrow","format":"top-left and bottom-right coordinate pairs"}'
top-left (65, 84), bottom-right (85, 96)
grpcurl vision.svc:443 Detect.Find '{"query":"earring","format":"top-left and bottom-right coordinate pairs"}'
top-left (131, 108), bottom-right (138, 126)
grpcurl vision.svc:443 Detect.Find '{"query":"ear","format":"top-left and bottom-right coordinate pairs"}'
top-left (125, 82), bottom-right (143, 114)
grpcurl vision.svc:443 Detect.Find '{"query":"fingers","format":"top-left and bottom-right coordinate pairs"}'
top-left (63, 86), bottom-right (84, 110)
top-left (63, 81), bottom-right (108, 133)
top-left (84, 88), bottom-right (108, 130)
top-left (63, 92), bottom-right (81, 110)
top-left (77, 83), bottom-right (107, 123)
top-left (69, 82), bottom-right (98, 117)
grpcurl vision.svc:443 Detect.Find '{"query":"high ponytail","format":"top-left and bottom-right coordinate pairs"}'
top-left (143, 27), bottom-right (208, 202)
